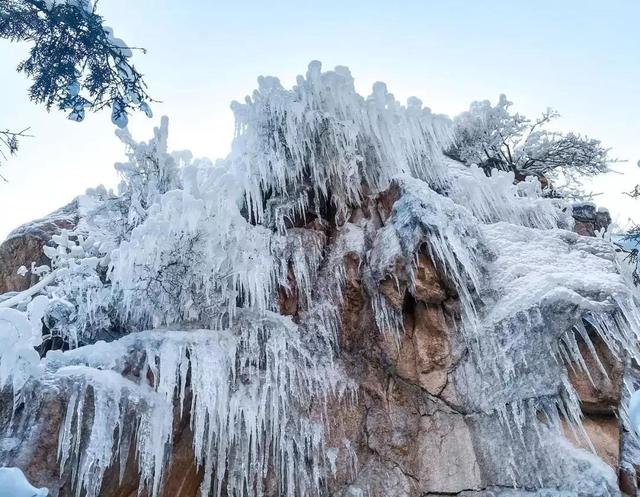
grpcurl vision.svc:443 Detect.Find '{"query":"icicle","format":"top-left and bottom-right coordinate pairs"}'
top-left (2, 62), bottom-right (639, 497)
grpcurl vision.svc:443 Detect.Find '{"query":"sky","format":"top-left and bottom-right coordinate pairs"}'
top-left (1, 0), bottom-right (639, 240)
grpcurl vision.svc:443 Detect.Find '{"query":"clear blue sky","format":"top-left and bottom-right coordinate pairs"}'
top-left (1, 0), bottom-right (639, 239)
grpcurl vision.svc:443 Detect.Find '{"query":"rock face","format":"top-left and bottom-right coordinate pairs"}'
top-left (0, 187), bottom-right (632, 497)
top-left (0, 65), bottom-right (637, 497)
top-left (0, 201), bottom-right (77, 294)
top-left (563, 199), bottom-right (623, 489)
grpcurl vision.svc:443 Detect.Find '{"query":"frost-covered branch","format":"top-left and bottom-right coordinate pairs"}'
top-left (0, 268), bottom-right (59, 308)
top-left (620, 223), bottom-right (640, 286)
top-left (0, 0), bottom-right (153, 127)
top-left (625, 185), bottom-right (640, 199)
top-left (621, 186), bottom-right (640, 285)
top-left (0, 127), bottom-right (32, 179)
top-left (447, 94), bottom-right (617, 193)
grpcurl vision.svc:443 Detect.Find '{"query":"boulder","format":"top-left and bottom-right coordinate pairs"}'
top-left (0, 202), bottom-right (77, 294)
top-left (571, 203), bottom-right (611, 237)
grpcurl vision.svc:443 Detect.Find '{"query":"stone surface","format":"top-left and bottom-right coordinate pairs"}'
top-left (571, 203), bottom-right (611, 237)
top-left (568, 330), bottom-right (624, 415)
top-left (620, 427), bottom-right (640, 497)
top-left (0, 374), bottom-right (206, 497)
top-left (411, 254), bottom-right (447, 304)
top-left (572, 203), bottom-right (597, 221)
top-left (413, 303), bottom-right (457, 395)
top-left (0, 187), bottom-right (631, 497)
top-left (393, 302), bottom-right (460, 396)
top-left (564, 416), bottom-right (621, 471)
top-left (416, 409), bottom-right (481, 493)
top-left (0, 201), bottom-right (77, 294)
top-left (0, 387), bottom-right (68, 496)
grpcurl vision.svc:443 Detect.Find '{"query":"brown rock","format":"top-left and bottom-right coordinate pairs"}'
top-left (413, 304), bottom-right (455, 395)
top-left (416, 410), bottom-right (481, 493)
top-left (563, 415), bottom-right (621, 471)
top-left (5, 389), bottom-right (68, 496)
top-left (340, 458), bottom-right (417, 497)
top-left (364, 377), bottom-right (422, 478)
top-left (0, 390), bottom-right (202, 497)
top-left (0, 236), bottom-right (49, 294)
top-left (158, 423), bottom-right (203, 497)
top-left (378, 253), bottom-right (447, 312)
top-left (376, 182), bottom-right (401, 223)
top-left (568, 331), bottom-right (624, 414)
top-left (277, 265), bottom-right (299, 317)
top-left (0, 201), bottom-right (77, 294)
top-left (358, 368), bottom-right (483, 495)
top-left (380, 272), bottom-right (407, 311)
top-left (411, 254), bottom-right (447, 304)
top-left (394, 311), bottom-right (418, 385)
top-left (323, 394), bottom-right (367, 494)
top-left (389, 302), bottom-right (459, 397)
top-left (619, 464), bottom-right (637, 497)
top-left (574, 220), bottom-right (596, 237)
top-left (339, 253), bottom-right (372, 352)
top-left (620, 427), bottom-right (640, 497)
top-left (571, 203), bottom-right (611, 238)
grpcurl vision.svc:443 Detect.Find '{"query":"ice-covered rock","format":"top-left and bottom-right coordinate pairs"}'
top-left (572, 201), bottom-right (613, 237)
top-left (0, 62), bottom-right (638, 497)
top-left (0, 201), bottom-right (78, 294)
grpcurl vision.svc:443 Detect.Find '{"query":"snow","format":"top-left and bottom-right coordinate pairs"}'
top-left (444, 159), bottom-right (570, 229)
top-left (139, 101), bottom-right (153, 118)
top-left (229, 61), bottom-right (453, 229)
top-left (67, 81), bottom-right (80, 97)
top-left (43, 0), bottom-right (93, 12)
top-left (0, 468), bottom-right (48, 497)
top-left (629, 389), bottom-right (640, 436)
top-left (0, 308), bottom-right (42, 393)
top-left (0, 61), bottom-right (638, 497)
top-left (67, 108), bottom-right (85, 122)
top-left (111, 101), bottom-right (128, 129)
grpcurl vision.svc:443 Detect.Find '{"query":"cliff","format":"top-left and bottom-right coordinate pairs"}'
top-left (0, 62), bottom-right (639, 497)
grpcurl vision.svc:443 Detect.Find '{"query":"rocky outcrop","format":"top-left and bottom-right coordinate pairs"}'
top-left (1, 184), bottom-right (632, 497)
top-left (572, 202), bottom-right (612, 237)
top-left (0, 67), bottom-right (632, 497)
top-left (562, 214), bottom-right (628, 493)
top-left (0, 201), bottom-right (78, 294)
top-left (567, 337), bottom-right (623, 477)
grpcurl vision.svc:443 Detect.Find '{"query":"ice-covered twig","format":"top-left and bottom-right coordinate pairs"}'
top-left (0, 269), bottom-right (59, 309)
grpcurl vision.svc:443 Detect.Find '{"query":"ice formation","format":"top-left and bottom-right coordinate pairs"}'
top-left (0, 61), bottom-right (639, 497)
top-left (0, 467), bottom-right (48, 497)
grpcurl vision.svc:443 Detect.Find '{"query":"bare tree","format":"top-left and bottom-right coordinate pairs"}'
top-left (447, 95), bottom-right (616, 194)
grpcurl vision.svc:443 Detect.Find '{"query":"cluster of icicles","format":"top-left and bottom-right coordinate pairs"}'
top-left (1, 61), bottom-right (639, 497)
top-left (50, 318), bottom-right (345, 497)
